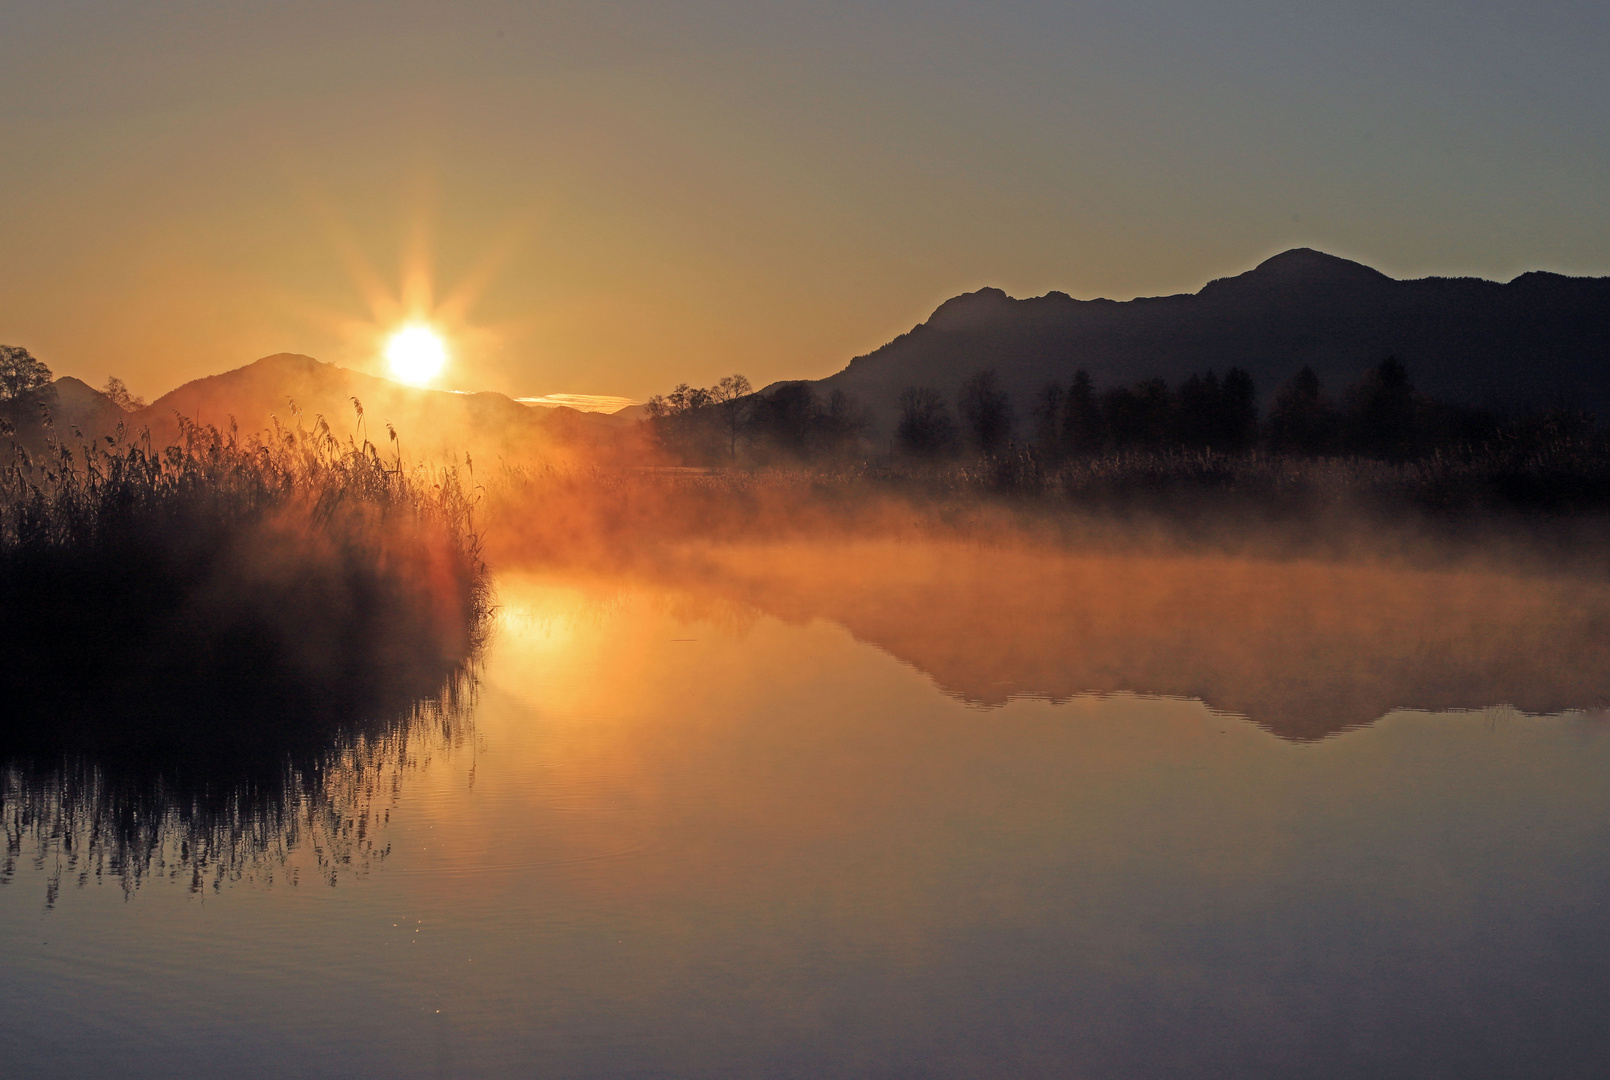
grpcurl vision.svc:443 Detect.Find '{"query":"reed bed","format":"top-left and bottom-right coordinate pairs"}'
top-left (0, 411), bottom-right (491, 902)
top-left (0, 411), bottom-right (490, 753)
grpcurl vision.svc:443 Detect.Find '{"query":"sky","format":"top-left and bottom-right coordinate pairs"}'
top-left (1, 0), bottom-right (1606, 402)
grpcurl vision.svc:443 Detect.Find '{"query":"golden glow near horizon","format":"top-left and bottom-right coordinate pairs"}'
top-left (516, 394), bottom-right (641, 413)
top-left (385, 324), bottom-right (448, 386)
top-left (4, 5), bottom-right (1606, 403)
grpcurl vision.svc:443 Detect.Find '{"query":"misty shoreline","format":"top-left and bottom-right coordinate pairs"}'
top-left (480, 455), bottom-right (1610, 580)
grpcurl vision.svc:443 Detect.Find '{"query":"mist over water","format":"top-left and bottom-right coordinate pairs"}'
top-left (655, 539), bottom-right (1610, 738)
top-left (3, 534), bottom-right (1610, 1078)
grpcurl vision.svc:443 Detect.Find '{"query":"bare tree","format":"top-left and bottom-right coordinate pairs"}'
top-left (644, 383), bottom-right (713, 419)
top-left (102, 376), bottom-right (147, 411)
top-left (707, 374), bottom-right (753, 461)
top-left (897, 386), bottom-right (957, 457)
top-left (644, 383), bottom-right (718, 462)
top-left (958, 369), bottom-right (1012, 453)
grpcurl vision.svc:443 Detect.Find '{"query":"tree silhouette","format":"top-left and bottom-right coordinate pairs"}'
top-left (1062, 370), bottom-right (1105, 454)
top-left (897, 386), bottom-right (957, 457)
top-left (644, 383), bottom-right (718, 462)
top-left (0, 345), bottom-right (51, 402)
top-left (1345, 356), bottom-right (1420, 458)
top-left (746, 383), bottom-right (865, 461)
top-left (1032, 381), bottom-right (1064, 457)
top-left (708, 374), bottom-right (752, 461)
top-left (748, 383), bottom-right (816, 456)
top-left (958, 369), bottom-right (1012, 453)
top-left (102, 376), bottom-right (146, 411)
top-left (821, 389), bottom-right (868, 459)
top-left (1175, 371), bottom-right (1222, 449)
top-left (645, 383), bottom-right (712, 417)
top-left (1105, 377), bottom-right (1171, 449)
top-left (1219, 367), bottom-right (1258, 450)
top-left (1267, 366), bottom-right (1339, 455)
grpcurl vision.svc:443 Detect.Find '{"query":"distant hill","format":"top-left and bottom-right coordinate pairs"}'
top-left (2, 355), bottom-right (645, 466)
top-left (0, 377), bottom-right (131, 461)
top-left (127, 353), bottom-right (643, 465)
top-left (46, 377), bottom-right (130, 438)
top-left (805, 249), bottom-right (1610, 436)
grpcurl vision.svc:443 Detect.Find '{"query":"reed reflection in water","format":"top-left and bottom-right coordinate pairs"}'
top-left (0, 665), bottom-right (476, 906)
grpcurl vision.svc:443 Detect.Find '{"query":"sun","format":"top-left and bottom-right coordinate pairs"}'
top-left (385, 324), bottom-right (448, 386)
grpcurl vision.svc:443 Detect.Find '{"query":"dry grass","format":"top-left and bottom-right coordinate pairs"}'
top-left (0, 410), bottom-right (492, 900)
top-left (0, 411), bottom-right (490, 752)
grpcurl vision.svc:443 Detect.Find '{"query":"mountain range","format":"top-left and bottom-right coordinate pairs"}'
top-left (803, 248), bottom-right (1610, 436)
top-left (11, 248), bottom-right (1610, 461)
top-left (6, 354), bottom-right (644, 465)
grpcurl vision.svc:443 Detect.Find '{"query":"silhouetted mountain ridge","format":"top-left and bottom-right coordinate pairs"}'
top-left (812, 249), bottom-right (1610, 436)
top-left (128, 353), bottom-right (645, 463)
top-left (1, 354), bottom-right (645, 465)
top-left (1205, 247), bottom-right (1392, 291)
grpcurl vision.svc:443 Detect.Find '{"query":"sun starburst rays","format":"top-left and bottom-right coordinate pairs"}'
top-left (282, 176), bottom-right (543, 391)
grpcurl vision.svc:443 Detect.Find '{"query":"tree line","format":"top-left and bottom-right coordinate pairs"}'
top-left (898, 359), bottom-right (1580, 462)
top-left (897, 368), bottom-right (1259, 457)
top-left (644, 376), bottom-right (866, 464)
top-left (645, 357), bottom-right (1597, 466)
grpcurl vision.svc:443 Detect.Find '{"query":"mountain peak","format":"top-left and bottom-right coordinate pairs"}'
top-left (926, 287), bottom-right (1018, 331)
top-left (245, 352), bottom-right (328, 373)
top-left (1235, 248), bottom-right (1390, 287)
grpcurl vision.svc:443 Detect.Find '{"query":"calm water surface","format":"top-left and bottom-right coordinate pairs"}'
top-left (4, 549), bottom-right (1610, 1079)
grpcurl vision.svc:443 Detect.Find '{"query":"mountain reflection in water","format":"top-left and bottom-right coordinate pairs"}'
top-left (645, 540), bottom-right (1610, 739)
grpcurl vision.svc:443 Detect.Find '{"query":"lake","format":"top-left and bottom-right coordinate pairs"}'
top-left (5, 542), bottom-right (1610, 1078)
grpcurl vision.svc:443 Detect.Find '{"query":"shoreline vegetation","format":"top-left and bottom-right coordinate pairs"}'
top-left (0, 403), bottom-right (490, 755)
top-left (471, 356), bottom-right (1610, 571)
top-left (4, 340), bottom-right (1609, 580)
top-left (0, 397), bottom-right (489, 899)
top-left (9, 341), bottom-right (1610, 559)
